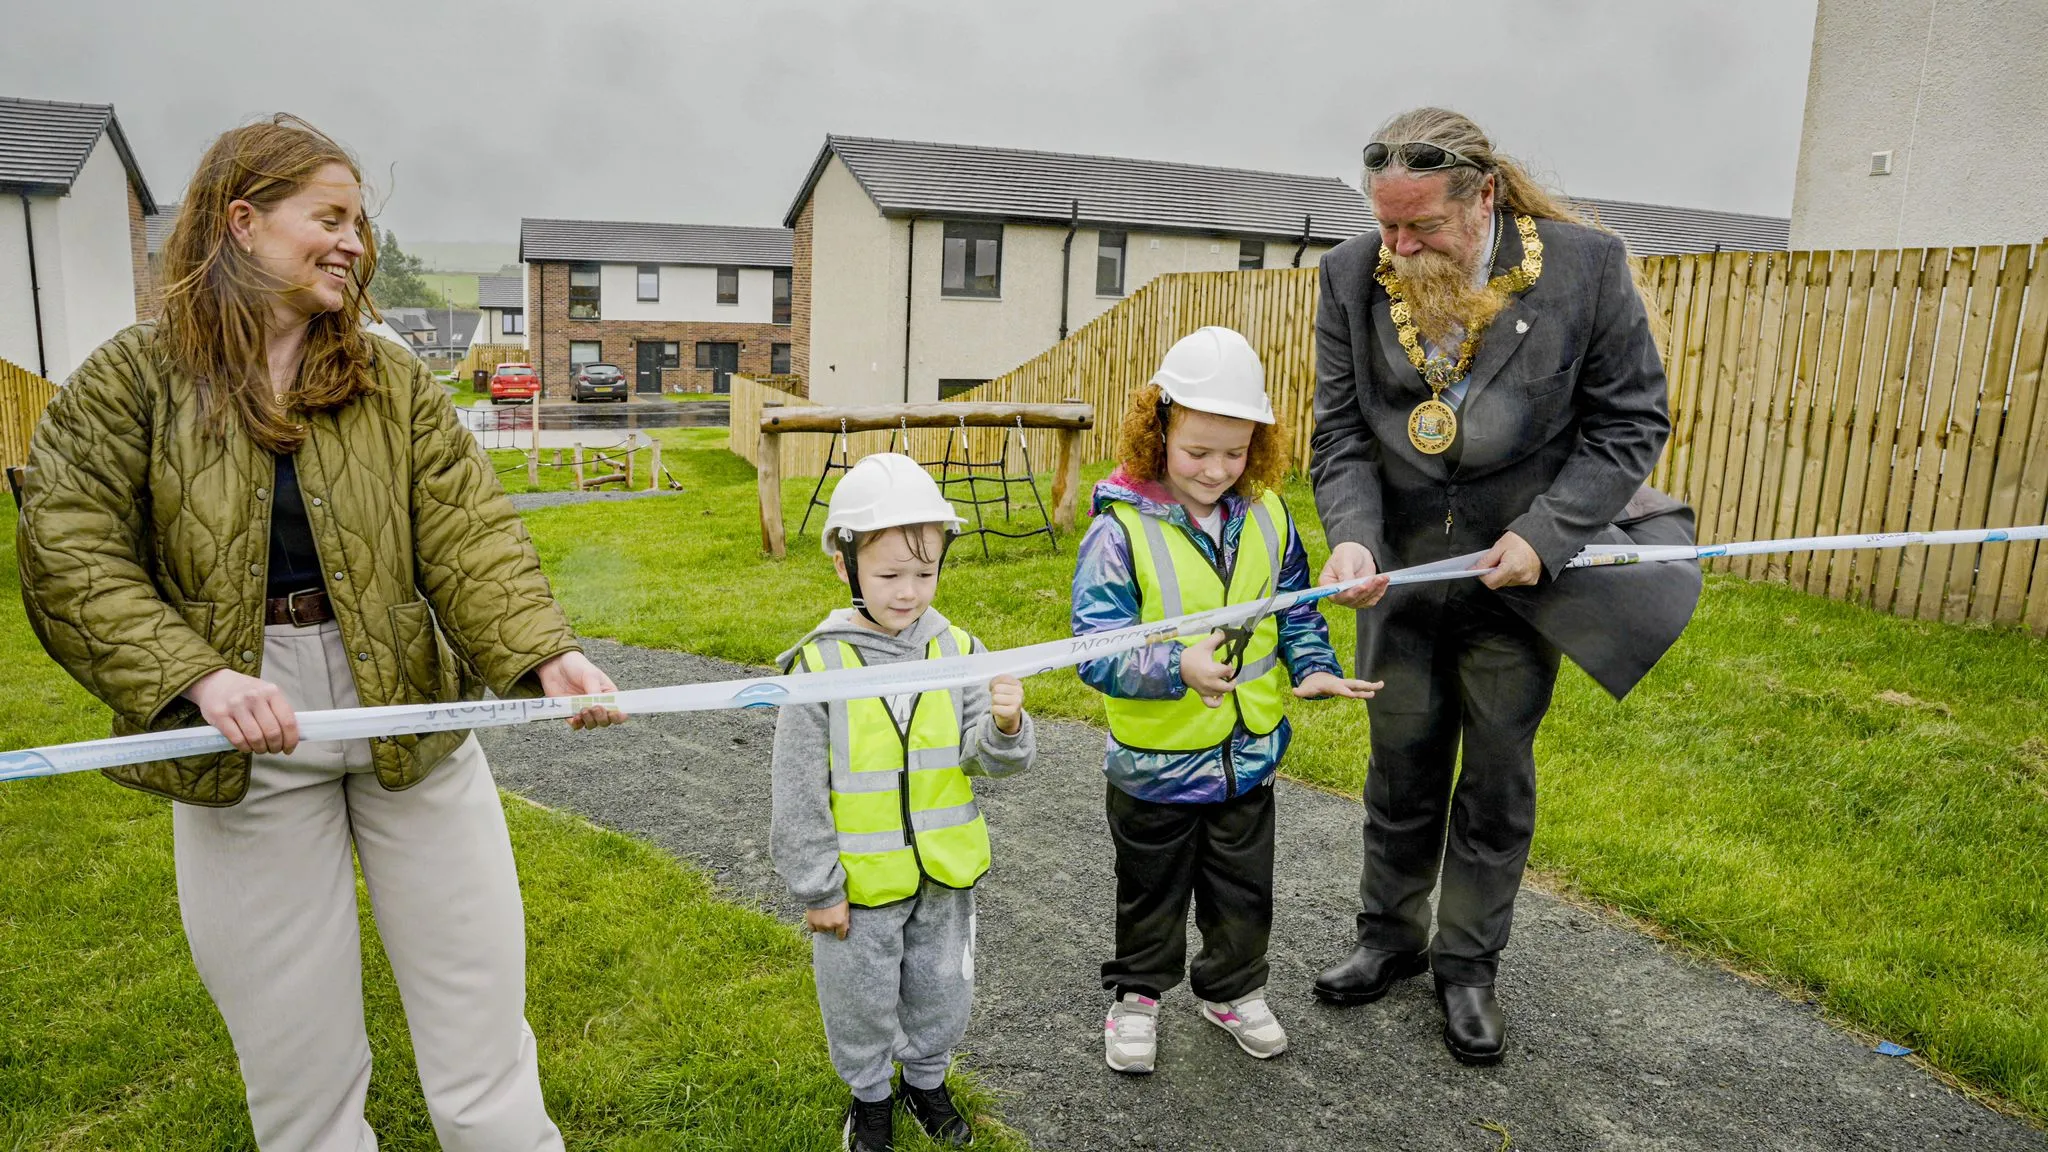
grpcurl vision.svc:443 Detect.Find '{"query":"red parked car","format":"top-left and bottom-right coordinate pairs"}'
top-left (488, 363), bottom-right (539, 404)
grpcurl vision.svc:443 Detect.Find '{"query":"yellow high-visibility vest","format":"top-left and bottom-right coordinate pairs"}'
top-left (1102, 489), bottom-right (1291, 751)
top-left (795, 626), bottom-right (991, 907)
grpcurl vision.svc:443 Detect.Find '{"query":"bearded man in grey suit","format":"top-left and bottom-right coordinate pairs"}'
top-left (1307, 107), bottom-right (1699, 1065)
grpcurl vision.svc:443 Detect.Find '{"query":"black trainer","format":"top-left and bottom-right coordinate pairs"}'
top-left (843, 1094), bottom-right (895, 1152)
top-left (900, 1081), bottom-right (974, 1145)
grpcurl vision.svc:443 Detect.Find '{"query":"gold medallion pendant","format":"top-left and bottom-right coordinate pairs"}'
top-left (1409, 397), bottom-right (1458, 455)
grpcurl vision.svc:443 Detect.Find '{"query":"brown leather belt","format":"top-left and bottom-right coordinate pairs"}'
top-left (265, 588), bottom-right (333, 627)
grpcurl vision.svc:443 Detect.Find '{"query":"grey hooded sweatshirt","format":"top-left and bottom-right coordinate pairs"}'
top-left (770, 606), bottom-right (1038, 911)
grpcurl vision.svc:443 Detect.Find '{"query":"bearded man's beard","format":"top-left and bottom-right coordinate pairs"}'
top-left (1390, 247), bottom-right (1507, 347)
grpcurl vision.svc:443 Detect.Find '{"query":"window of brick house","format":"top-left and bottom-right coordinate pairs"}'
top-left (1238, 241), bottom-right (1265, 270)
top-left (568, 265), bottom-right (601, 319)
top-left (772, 268), bottom-right (791, 324)
top-left (941, 222), bottom-right (1001, 298)
top-left (771, 343), bottom-right (791, 374)
top-left (1096, 230), bottom-right (1127, 296)
top-left (660, 342), bottom-right (680, 369)
top-left (637, 265), bottom-right (660, 301)
top-left (569, 340), bottom-right (601, 372)
top-left (717, 266), bottom-right (739, 305)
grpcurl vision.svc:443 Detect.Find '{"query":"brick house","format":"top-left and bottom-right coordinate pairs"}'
top-left (0, 96), bottom-right (159, 378)
top-left (518, 218), bottom-right (793, 397)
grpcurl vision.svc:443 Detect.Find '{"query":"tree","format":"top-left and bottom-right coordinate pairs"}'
top-left (370, 227), bottom-right (438, 308)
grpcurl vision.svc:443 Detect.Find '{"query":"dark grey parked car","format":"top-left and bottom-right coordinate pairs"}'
top-left (571, 363), bottom-right (629, 402)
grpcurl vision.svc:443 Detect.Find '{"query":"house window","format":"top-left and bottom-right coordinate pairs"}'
top-left (568, 264), bottom-right (601, 319)
top-left (569, 340), bottom-right (602, 372)
top-left (771, 343), bottom-right (791, 374)
top-left (1239, 241), bottom-right (1265, 271)
top-left (1096, 230), bottom-right (1127, 296)
top-left (500, 310), bottom-right (525, 336)
top-left (717, 266), bottom-right (739, 305)
top-left (660, 342), bottom-right (680, 369)
top-left (637, 265), bottom-right (660, 301)
top-left (772, 268), bottom-right (792, 324)
top-left (941, 222), bottom-right (1001, 298)
top-left (695, 343), bottom-right (713, 369)
top-left (938, 378), bottom-right (987, 399)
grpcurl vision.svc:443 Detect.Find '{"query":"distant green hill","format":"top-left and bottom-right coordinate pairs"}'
top-left (408, 241), bottom-right (518, 274)
top-left (419, 273), bottom-right (479, 309)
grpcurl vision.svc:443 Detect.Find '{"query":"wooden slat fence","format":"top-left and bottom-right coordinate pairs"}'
top-left (908, 241), bottom-right (2048, 632)
top-left (1, 357), bottom-right (58, 472)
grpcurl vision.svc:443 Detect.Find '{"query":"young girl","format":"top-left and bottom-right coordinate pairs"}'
top-left (1073, 326), bottom-right (1380, 1074)
top-left (771, 452), bottom-right (1038, 1152)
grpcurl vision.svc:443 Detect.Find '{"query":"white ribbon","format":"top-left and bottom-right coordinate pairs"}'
top-left (6, 523), bottom-right (2043, 783)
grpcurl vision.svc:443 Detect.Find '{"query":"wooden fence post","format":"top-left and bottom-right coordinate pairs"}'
top-left (650, 438), bottom-right (662, 490)
top-left (573, 443), bottom-right (584, 489)
top-left (759, 431), bottom-right (787, 557)
top-left (527, 399), bottom-right (540, 487)
top-left (1051, 427), bottom-right (1081, 530)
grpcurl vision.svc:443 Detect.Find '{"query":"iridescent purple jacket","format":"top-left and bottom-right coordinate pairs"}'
top-left (1072, 470), bottom-right (1342, 803)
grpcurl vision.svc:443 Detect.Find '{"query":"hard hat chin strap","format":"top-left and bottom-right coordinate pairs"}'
top-left (835, 526), bottom-right (958, 628)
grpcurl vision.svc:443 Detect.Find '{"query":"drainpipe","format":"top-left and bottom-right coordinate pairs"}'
top-left (1291, 214), bottom-right (1312, 269)
top-left (902, 216), bottom-right (916, 403)
top-left (21, 194), bottom-right (48, 378)
top-left (1058, 198), bottom-right (1079, 340)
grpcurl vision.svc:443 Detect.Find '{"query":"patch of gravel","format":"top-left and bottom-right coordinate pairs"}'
top-left (506, 488), bottom-right (685, 511)
top-left (483, 637), bottom-right (2046, 1152)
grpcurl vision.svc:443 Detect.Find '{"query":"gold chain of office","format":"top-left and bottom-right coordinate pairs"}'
top-left (1374, 213), bottom-right (1544, 454)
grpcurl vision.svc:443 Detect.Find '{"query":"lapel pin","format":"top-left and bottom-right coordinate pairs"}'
top-left (1515, 319), bottom-right (1530, 334)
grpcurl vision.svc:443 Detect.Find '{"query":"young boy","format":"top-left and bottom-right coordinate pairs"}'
top-left (771, 452), bottom-right (1038, 1152)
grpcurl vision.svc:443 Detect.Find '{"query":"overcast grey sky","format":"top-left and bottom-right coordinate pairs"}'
top-left (3, 0), bottom-right (1818, 245)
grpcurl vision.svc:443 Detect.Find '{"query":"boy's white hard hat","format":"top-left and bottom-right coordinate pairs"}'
top-left (1151, 326), bottom-right (1275, 425)
top-left (820, 453), bottom-right (965, 555)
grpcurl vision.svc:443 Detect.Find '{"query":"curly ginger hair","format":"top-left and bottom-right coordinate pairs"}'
top-left (1115, 383), bottom-right (1289, 498)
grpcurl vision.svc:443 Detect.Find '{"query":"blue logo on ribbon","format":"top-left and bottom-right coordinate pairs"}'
top-left (732, 683), bottom-right (791, 710)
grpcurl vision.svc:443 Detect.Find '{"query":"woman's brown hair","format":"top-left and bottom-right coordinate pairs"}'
top-left (1115, 383), bottom-right (1289, 498)
top-left (158, 114), bottom-right (381, 454)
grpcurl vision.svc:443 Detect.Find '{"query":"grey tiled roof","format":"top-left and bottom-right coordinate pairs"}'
top-left (476, 273), bottom-right (524, 309)
top-left (0, 96), bottom-right (155, 211)
top-left (1570, 197), bottom-right (1789, 257)
top-left (144, 203), bottom-right (179, 254)
top-left (519, 218), bottom-right (792, 267)
top-left (787, 134), bottom-right (1373, 244)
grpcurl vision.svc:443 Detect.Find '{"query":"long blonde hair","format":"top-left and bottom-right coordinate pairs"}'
top-left (158, 114), bottom-right (381, 454)
top-left (1366, 107), bottom-right (1666, 349)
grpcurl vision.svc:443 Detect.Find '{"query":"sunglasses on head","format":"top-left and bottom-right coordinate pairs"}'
top-left (1362, 141), bottom-right (1479, 173)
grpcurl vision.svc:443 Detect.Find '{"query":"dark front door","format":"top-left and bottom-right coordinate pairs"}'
top-left (635, 342), bottom-right (663, 394)
top-left (707, 343), bottom-right (739, 394)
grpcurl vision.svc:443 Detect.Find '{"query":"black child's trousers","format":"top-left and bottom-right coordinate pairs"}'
top-left (1100, 779), bottom-right (1275, 1003)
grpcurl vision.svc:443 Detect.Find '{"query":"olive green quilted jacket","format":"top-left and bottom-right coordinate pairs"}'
top-left (16, 324), bottom-right (581, 805)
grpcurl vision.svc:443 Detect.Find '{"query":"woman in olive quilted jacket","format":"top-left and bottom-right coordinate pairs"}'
top-left (16, 115), bottom-right (617, 1152)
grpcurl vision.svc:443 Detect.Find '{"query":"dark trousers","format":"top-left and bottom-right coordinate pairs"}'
top-left (1101, 779), bottom-right (1275, 1003)
top-left (1357, 586), bottom-right (1560, 987)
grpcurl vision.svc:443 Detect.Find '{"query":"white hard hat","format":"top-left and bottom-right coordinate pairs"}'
top-left (820, 453), bottom-right (966, 555)
top-left (1151, 326), bottom-right (1275, 424)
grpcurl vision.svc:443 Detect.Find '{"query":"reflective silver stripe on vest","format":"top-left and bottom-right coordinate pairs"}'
top-left (1238, 652), bottom-right (1279, 684)
top-left (1137, 513), bottom-right (1183, 619)
top-left (932, 629), bottom-right (967, 741)
top-left (906, 745), bottom-right (962, 770)
top-left (814, 642), bottom-right (855, 779)
top-left (909, 799), bottom-right (983, 834)
top-left (1247, 496), bottom-right (1282, 599)
top-left (837, 829), bottom-right (910, 855)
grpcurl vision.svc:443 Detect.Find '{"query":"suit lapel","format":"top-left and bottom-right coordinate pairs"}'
top-left (1367, 289), bottom-right (1450, 481)
top-left (1454, 215), bottom-right (1540, 417)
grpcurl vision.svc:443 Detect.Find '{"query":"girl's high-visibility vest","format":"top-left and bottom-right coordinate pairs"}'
top-left (794, 626), bottom-right (992, 907)
top-left (1102, 489), bottom-right (1291, 752)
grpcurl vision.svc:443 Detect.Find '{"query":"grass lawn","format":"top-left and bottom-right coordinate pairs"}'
top-left (0, 498), bottom-right (1023, 1150)
top-left (512, 429), bottom-right (2048, 1120)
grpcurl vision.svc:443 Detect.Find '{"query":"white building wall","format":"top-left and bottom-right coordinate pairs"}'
top-left (806, 157), bottom-right (909, 406)
top-left (0, 195), bottom-right (41, 374)
top-left (598, 262), bottom-right (777, 323)
top-left (50, 137), bottom-right (140, 379)
top-left (1789, 0), bottom-right (2048, 249)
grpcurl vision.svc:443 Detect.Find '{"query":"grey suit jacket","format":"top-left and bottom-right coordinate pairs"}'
top-left (1309, 215), bottom-right (1699, 699)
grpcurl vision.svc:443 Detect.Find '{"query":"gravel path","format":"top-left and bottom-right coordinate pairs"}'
top-left (484, 638), bottom-right (2045, 1152)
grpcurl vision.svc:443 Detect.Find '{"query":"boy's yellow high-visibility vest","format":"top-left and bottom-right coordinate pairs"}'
top-left (1102, 489), bottom-right (1292, 751)
top-left (795, 625), bottom-right (991, 907)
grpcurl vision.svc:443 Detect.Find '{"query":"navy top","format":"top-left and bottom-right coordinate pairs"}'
top-left (266, 454), bottom-right (322, 599)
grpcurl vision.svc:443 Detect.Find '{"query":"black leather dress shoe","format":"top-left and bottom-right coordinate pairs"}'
top-left (1312, 946), bottom-right (1429, 1006)
top-left (1435, 977), bottom-right (1506, 1065)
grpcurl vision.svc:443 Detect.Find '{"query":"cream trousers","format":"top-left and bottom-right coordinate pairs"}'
top-left (172, 621), bottom-right (563, 1152)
